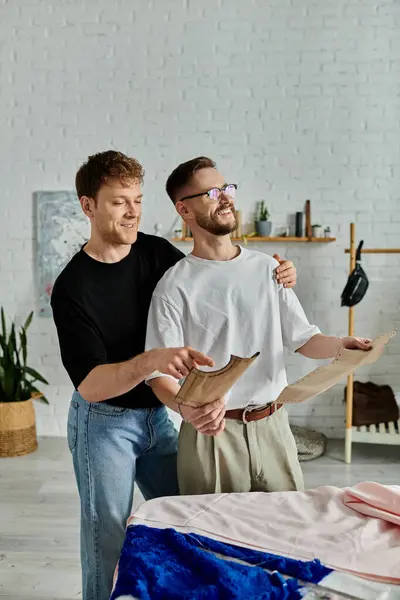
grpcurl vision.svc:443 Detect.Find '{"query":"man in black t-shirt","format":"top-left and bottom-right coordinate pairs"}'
top-left (51, 150), bottom-right (298, 600)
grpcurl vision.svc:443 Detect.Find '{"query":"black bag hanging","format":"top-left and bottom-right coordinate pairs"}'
top-left (341, 241), bottom-right (369, 307)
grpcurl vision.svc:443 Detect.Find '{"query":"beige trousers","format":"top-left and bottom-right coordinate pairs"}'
top-left (177, 406), bottom-right (304, 495)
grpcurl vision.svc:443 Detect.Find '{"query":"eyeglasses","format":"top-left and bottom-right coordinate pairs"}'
top-left (179, 183), bottom-right (238, 203)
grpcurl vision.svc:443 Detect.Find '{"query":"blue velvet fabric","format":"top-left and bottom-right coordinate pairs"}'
top-left (111, 525), bottom-right (331, 600)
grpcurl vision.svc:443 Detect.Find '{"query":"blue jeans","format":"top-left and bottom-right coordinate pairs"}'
top-left (67, 391), bottom-right (179, 600)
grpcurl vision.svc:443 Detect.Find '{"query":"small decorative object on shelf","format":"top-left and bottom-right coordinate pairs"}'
top-left (235, 210), bottom-right (242, 238)
top-left (312, 224), bottom-right (323, 238)
top-left (230, 210), bottom-right (243, 239)
top-left (181, 221), bottom-right (192, 238)
top-left (324, 226), bottom-right (331, 238)
top-left (255, 200), bottom-right (272, 237)
top-left (305, 200), bottom-right (312, 238)
top-left (295, 212), bottom-right (303, 237)
top-left (154, 223), bottom-right (162, 236)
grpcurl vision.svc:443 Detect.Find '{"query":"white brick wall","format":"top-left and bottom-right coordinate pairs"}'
top-left (1, 0), bottom-right (399, 438)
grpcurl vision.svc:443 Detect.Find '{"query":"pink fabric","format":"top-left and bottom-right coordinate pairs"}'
top-left (343, 481), bottom-right (400, 526)
top-left (130, 483), bottom-right (400, 584)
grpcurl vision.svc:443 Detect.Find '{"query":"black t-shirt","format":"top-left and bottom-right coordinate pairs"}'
top-left (51, 232), bottom-right (184, 408)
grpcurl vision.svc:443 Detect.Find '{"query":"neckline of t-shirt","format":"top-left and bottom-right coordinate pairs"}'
top-left (184, 245), bottom-right (247, 267)
top-left (79, 239), bottom-right (138, 267)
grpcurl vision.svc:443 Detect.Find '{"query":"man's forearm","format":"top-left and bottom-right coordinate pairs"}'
top-left (297, 334), bottom-right (343, 359)
top-left (78, 345), bottom-right (214, 403)
top-left (78, 352), bottom-right (156, 403)
top-left (149, 377), bottom-right (181, 412)
top-left (150, 377), bottom-right (227, 436)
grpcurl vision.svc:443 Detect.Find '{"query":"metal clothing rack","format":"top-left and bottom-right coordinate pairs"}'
top-left (344, 223), bottom-right (400, 463)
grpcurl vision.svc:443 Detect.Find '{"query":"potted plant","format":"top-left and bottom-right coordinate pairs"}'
top-left (255, 200), bottom-right (272, 237)
top-left (0, 308), bottom-right (48, 457)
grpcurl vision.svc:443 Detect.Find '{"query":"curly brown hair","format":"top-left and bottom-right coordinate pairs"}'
top-left (166, 156), bottom-right (216, 204)
top-left (75, 150), bottom-right (145, 201)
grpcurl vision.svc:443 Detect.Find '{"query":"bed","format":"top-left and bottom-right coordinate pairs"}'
top-left (111, 482), bottom-right (400, 600)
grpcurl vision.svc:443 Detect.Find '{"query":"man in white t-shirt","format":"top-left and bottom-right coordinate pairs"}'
top-left (145, 156), bottom-right (372, 494)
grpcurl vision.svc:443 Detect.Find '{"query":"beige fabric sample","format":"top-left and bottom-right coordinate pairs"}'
top-left (175, 352), bottom-right (259, 407)
top-left (276, 330), bottom-right (396, 405)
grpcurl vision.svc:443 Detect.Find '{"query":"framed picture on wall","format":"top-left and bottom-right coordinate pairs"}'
top-left (34, 191), bottom-right (89, 317)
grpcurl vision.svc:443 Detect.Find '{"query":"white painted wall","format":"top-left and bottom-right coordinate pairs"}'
top-left (1, 0), bottom-right (399, 438)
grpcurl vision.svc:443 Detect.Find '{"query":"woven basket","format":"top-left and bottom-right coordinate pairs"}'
top-left (0, 399), bottom-right (38, 457)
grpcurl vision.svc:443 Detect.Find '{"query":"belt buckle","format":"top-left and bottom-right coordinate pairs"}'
top-left (242, 403), bottom-right (275, 423)
top-left (242, 406), bottom-right (255, 423)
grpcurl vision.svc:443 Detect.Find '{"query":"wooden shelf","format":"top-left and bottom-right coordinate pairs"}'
top-left (345, 248), bottom-right (400, 254)
top-left (172, 236), bottom-right (336, 243)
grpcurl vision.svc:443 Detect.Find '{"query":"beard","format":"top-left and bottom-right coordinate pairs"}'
top-left (195, 209), bottom-right (238, 236)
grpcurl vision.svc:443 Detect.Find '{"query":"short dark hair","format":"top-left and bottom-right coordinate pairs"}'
top-left (75, 150), bottom-right (145, 201)
top-left (166, 156), bottom-right (216, 204)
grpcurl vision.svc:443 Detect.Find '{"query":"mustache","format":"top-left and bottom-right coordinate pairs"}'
top-left (215, 204), bottom-right (235, 213)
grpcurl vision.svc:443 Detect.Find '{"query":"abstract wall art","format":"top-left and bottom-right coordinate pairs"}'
top-left (34, 191), bottom-right (89, 316)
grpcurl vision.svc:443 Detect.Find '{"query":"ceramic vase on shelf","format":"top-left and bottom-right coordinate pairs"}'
top-left (312, 224), bottom-right (323, 238)
top-left (255, 221), bottom-right (272, 237)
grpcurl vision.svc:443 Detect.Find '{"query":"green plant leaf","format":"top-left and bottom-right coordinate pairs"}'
top-left (0, 308), bottom-right (49, 403)
top-left (22, 382), bottom-right (49, 404)
top-left (7, 323), bottom-right (16, 353)
top-left (0, 365), bottom-right (5, 397)
top-left (22, 312), bottom-right (33, 332)
top-left (1, 307), bottom-right (6, 340)
top-left (11, 325), bottom-right (21, 368)
top-left (14, 365), bottom-right (25, 401)
top-left (24, 366), bottom-right (49, 385)
top-left (0, 331), bottom-right (6, 353)
top-left (33, 392), bottom-right (49, 405)
top-left (19, 330), bottom-right (27, 365)
top-left (3, 363), bottom-right (16, 400)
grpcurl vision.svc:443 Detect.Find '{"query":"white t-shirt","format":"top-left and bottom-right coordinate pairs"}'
top-left (145, 247), bottom-right (320, 410)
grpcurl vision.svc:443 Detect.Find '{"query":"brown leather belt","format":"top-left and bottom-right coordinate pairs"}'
top-left (225, 403), bottom-right (282, 423)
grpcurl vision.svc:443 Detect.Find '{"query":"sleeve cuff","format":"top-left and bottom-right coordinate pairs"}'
top-left (292, 326), bottom-right (322, 353)
top-left (145, 370), bottom-right (180, 385)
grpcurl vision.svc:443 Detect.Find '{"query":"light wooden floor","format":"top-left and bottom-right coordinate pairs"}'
top-left (0, 438), bottom-right (399, 599)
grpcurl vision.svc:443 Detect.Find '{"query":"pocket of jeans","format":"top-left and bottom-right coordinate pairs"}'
top-left (67, 399), bottom-right (79, 452)
top-left (89, 402), bottom-right (129, 417)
